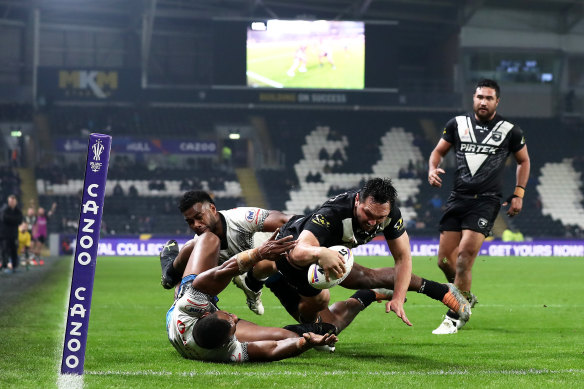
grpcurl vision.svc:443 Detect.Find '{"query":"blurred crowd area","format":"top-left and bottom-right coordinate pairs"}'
top-left (1, 103), bottom-right (583, 240)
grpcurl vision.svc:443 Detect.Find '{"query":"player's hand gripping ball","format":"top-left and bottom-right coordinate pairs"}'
top-left (307, 245), bottom-right (354, 289)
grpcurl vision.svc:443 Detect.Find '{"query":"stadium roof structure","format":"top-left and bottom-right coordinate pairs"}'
top-left (0, 0), bottom-right (582, 34)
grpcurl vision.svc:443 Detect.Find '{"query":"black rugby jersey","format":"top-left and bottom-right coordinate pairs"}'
top-left (281, 189), bottom-right (405, 248)
top-left (442, 113), bottom-right (525, 197)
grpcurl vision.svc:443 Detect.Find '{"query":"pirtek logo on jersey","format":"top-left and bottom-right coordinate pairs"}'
top-left (460, 143), bottom-right (498, 154)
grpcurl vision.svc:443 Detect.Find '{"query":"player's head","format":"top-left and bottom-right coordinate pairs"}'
top-left (193, 311), bottom-right (238, 349)
top-left (355, 178), bottom-right (397, 232)
top-left (178, 190), bottom-right (220, 235)
top-left (473, 79), bottom-right (500, 122)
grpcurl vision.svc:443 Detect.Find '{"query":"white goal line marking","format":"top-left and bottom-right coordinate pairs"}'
top-left (217, 303), bottom-right (584, 310)
top-left (87, 369), bottom-right (584, 378)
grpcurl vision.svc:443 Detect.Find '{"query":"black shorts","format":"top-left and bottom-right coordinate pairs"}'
top-left (275, 256), bottom-right (322, 297)
top-left (439, 194), bottom-right (501, 237)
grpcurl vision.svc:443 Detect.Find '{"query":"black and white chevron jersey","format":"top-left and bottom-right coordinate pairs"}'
top-left (280, 189), bottom-right (405, 248)
top-left (442, 113), bottom-right (526, 197)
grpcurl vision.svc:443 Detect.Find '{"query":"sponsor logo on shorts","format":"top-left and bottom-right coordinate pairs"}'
top-left (185, 298), bottom-right (208, 313)
top-left (478, 218), bottom-right (488, 229)
top-left (177, 320), bottom-right (186, 334)
top-left (310, 214), bottom-right (330, 229)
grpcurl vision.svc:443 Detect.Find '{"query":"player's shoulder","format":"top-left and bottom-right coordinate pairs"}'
top-left (448, 113), bottom-right (471, 125)
top-left (220, 207), bottom-right (268, 225)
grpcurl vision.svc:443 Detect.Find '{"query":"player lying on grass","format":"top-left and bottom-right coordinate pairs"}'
top-left (166, 229), bottom-right (337, 362)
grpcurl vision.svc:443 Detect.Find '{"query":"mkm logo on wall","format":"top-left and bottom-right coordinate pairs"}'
top-left (38, 67), bottom-right (140, 101)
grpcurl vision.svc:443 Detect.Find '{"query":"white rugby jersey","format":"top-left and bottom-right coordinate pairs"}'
top-left (166, 284), bottom-right (248, 362)
top-left (217, 207), bottom-right (270, 264)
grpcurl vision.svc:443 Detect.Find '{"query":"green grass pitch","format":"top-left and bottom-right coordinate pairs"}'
top-left (247, 41), bottom-right (364, 89)
top-left (1, 255), bottom-right (583, 388)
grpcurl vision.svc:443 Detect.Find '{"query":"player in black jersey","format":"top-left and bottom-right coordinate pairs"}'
top-left (267, 177), bottom-right (471, 326)
top-left (428, 79), bottom-right (531, 334)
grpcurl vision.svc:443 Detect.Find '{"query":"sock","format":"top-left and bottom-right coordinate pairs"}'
top-left (283, 322), bottom-right (338, 336)
top-left (349, 289), bottom-right (377, 309)
top-left (244, 270), bottom-right (265, 293)
top-left (446, 310), bottom-right (460, 320)
top-left (418, 278), bottom-right (449, 302)
top-left (165, 263), bottom-right (182, 283)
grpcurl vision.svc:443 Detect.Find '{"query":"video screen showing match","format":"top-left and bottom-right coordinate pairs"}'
top-left (247, 20), bottom-right (365, 89)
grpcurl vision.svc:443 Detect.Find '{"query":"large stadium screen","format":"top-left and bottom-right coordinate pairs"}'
top-left (246, 20), bottom-right (365, 89)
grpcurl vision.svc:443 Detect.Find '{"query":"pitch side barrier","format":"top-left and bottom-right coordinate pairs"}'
top-left (54, 235), bottom-right (584, 257)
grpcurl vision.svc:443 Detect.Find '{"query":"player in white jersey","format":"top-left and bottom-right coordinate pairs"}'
top-left (428, 79), bottom-right (530, 334)
top-left (165, 230), bottom-right (337, 362)
top-left (160, 190), bottom-right (291, 314)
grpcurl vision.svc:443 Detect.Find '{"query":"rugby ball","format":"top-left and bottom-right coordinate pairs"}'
top-left (307, 245), bottom-right (354, 289)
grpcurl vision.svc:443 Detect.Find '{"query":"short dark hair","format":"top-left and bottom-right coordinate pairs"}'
top-left (475, 79), bottom-right (500, 98)
top-left (193, 312), bottom-right (232, 349)
top-left (359, 178), bottom-right (397, 206)
top-left (178, 190), bottom-right (215, 213)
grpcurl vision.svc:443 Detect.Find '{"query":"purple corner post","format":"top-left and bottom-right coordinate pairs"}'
top-left (60, 133), bottom-right (111, 375)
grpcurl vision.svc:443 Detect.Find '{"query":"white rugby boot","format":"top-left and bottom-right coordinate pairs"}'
top-left (232, 274), bottom-right (264, 315)
top-left (432, 316), bottom-right (462, 335)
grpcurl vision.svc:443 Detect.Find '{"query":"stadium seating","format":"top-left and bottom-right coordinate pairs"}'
top-left (537, 159), bottom-right (584, 229)
top-left (30, 105), bottom-right (584, 239)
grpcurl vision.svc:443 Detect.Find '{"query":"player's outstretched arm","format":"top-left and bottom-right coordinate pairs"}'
top-left (193, 231), bottom-right (295, 295)
top-left (246, 332), bottom-right (337, 362)
top-left (386, 232), bottom-right (413, 326)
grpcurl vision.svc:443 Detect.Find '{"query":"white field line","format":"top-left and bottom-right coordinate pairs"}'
top-left (216, 303), bottom-right (584, 310)
top-left (246, 71), bottom-right (284, 88)
top-left (86, 369), bottom-right (584, 377)
top-left (57, 259), bottom-right (84, 389)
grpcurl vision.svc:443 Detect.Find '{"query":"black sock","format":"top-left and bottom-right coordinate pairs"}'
top-left (350, 289), bottom-right (377, 309)
top-left (418, 278), bottom-right (449, 302)
top-left (165, 264), bottom-right (182, 283)
top-left (244, 270), bottom-right (265, 293)
top-left (446, 310), bottom-right (460, 320)
top-left (283, 322), bottom-right (338, 336)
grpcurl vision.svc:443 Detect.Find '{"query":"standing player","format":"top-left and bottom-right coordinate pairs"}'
top-left (318, 38), bottom-right (336, 69)
top-left (428, 78), bottom-right (530, 334)
top-left (286, 45), bottom-right (308, 77)
top-left (165, 230), bottom-right (338, 362)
